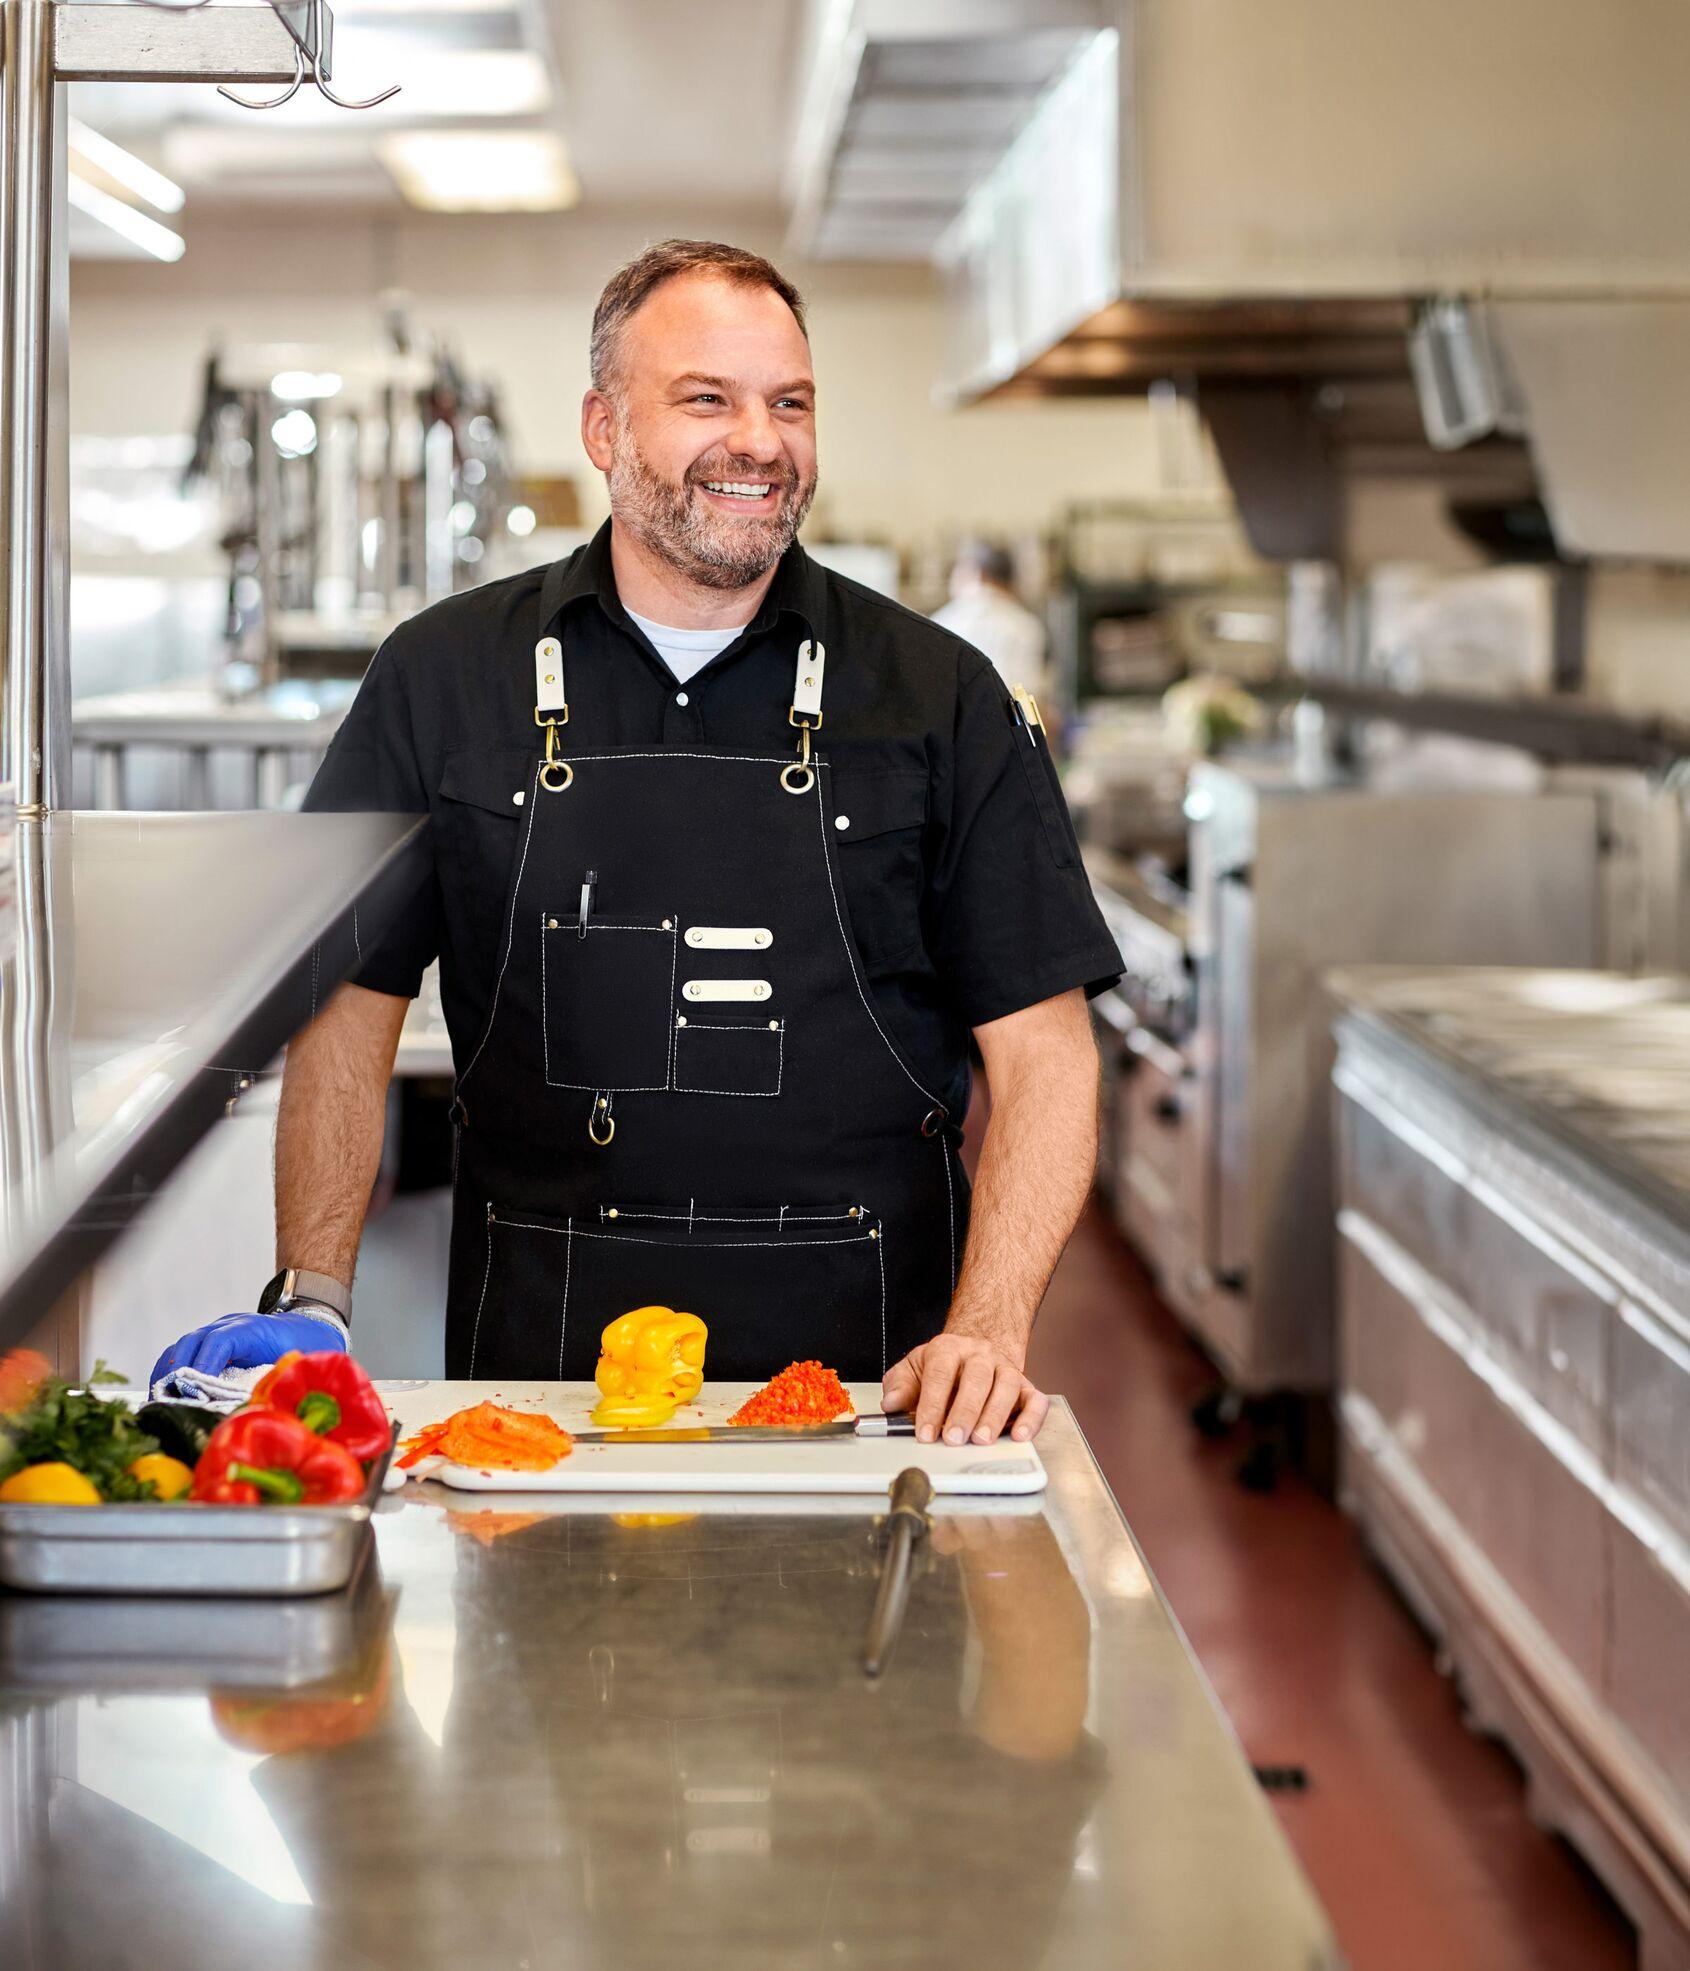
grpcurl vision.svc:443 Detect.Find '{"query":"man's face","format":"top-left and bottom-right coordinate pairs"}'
top-left (592, 273), bottom-right (818, 591)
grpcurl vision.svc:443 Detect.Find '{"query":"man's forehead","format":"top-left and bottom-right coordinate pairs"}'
top-left (624, 274), bottom-right (812, 377)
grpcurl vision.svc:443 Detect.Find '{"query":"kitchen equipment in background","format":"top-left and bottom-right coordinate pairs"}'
top-left (1102, 758), bottom-right (1686, 1485)
top-left (1331, 967), bottom-right (1690, 1968)
top-left (182, 314), bottom-right (517, 684)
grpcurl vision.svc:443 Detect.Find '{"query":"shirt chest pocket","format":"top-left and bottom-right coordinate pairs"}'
top-left (436, 747), bottom-right (535, 972)
top-left (830, 765), bottom-right (930, 975)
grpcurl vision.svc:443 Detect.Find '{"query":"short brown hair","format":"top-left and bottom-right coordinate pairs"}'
top-left (589, 239), bottom-right (808, 395)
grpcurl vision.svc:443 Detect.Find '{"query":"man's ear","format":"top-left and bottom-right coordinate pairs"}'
top-left (581, 388), bottom-right (617, 473)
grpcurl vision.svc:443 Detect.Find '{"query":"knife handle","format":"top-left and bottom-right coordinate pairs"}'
top-left (855, 1414), bottom-right (916, 1438)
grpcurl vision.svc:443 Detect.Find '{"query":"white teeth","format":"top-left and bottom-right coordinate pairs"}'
top-left (703, 480), bottom-right (772, 499)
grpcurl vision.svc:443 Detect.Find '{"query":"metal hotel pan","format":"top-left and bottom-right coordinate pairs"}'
top-left (0, 1548), bottom-right (393, 1689)
top-left (0, 1439), bottom-right (394, 1598)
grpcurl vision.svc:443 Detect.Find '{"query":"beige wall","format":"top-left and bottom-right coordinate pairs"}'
top-left (69, 204), bottom-right (1164, 555)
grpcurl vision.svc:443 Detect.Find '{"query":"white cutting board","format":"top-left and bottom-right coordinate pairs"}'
top-left (380, 1381), bottom-right (1047, 1498)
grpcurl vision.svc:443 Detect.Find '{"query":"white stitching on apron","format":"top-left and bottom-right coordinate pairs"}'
top-left (877, 1220), bottom-right (888, 1375)
top-left (673, 1021), bottom-right (784, 1096)
top-left (542, 919), bottom-right (678, 1092)
top-left (457, 755), bottom-right (544, 1093)
top-left (556, 1219), bottom-right (573, 1378)
top-left (810, 771), bottom-right (944, 1109)
top-left (942, 1135), bottom-right (957, 1291)
top-left (468, 1214), bottom-right (496, 1376)
top-left (497, 1215), bottom-right (876, 1251)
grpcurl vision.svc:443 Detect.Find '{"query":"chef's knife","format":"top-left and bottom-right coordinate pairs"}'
top-left (566, 1414), bottom-right (918, 1447)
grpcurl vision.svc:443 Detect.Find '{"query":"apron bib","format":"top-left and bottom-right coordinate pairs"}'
top-left (445, 575), bottom-right (967, 1383)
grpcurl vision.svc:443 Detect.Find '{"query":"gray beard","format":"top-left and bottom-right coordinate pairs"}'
top-left (607, 433), bottom-right (817, 592)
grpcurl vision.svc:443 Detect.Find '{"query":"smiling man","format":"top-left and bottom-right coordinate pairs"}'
top-left (152, 240), bottom-right (1121, 1446)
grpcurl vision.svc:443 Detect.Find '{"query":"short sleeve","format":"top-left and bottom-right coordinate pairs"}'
top-left (925, 659), bottom-right (1122, 1028)
top-left (303, 644), bottom-right (439, 998)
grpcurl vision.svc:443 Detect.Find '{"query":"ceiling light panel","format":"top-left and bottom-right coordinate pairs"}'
top-left (378, 129), bottom-right (579, 212)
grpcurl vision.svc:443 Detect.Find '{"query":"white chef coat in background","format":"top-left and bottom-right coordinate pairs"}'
top-left (931, 584), bottom-right (1050, 705)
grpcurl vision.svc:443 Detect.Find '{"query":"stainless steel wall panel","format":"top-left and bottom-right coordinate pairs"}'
top-left (1604, 1507), bottom-right (1690, 1832)
top-left (1339, 1213), bottom-right (1607, 1703)
top-left (1612, 1300), bottom-right (1690, 1555)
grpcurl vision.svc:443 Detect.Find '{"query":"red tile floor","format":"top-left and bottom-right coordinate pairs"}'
top-left (1027, 1199), bottom-right (1636, 1971)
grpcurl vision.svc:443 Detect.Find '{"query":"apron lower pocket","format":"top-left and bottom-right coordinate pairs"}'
top-left (472, 1201), bottom-right (887, 1383)
top-left (542, 915), bottom-right (677, 1092)
top-left (673, 1016), bottom-right (785, 1097)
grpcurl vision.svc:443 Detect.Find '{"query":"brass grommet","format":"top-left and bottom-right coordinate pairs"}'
top-left (781, 763), bottom-right (815, 795)
top-left (540, 760), bottom-right (574, 794)
top-left (920, 1108), bottom-right (944, 1138)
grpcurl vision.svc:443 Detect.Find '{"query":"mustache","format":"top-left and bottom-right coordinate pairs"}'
top-left (684, 453), bottom-right (800, 493)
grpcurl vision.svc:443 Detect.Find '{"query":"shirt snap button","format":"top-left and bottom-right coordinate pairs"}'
top-left (675, 691), bottom-right (689, 707)
top-left (512, 789), bottom-right (525, 806)
top-left (835, 814), bottom-right (850, 831)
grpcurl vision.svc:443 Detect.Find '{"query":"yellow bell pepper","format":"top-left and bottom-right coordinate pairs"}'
top-left (0, 1461), bottom-right (102, 1504)
top-left (129, 1452), bottom-right (194, 1501)
top-left (589, 1394), bottom-right (680, 1429)
top-left (595, 1306), bottom-right (707, 1405)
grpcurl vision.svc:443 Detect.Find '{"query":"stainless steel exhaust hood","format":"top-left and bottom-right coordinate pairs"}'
top-left (835, 0), bottom-right (1690, 560)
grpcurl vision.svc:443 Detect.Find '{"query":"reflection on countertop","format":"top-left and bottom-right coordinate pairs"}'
top-left (0, 1403), bottom-right (1336, 1971)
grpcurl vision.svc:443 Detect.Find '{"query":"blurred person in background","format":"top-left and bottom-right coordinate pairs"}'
top-left (932, 540), bottom-right (1050, 709)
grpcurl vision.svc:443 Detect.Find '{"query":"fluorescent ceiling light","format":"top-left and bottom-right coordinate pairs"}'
top-left (378, 129), bottom-right (578, 213)
top-left (67, 119), bottom-right (184, 214)
top-left (66, 173), bottom-right (184, 262)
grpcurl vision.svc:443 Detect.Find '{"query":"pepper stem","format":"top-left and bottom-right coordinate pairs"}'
top-left (226, 1462), bottom-right (306, 1504)
top-left (294, 1390), bottom-right (343, 1436)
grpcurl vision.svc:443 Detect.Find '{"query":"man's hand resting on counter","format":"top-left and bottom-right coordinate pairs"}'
top-left (882, 1333), bottom-right (1050, 1445)
top-left (879, 988), bottom-right (1097, 1447)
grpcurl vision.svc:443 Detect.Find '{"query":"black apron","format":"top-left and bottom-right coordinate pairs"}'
top-left (445, 569), bottom-right (967, 1383)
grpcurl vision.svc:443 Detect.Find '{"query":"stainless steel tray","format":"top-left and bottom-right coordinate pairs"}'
top-left (0, 1545), bottom-right (392, 1688)
top-left (0, 1438), bottom-right (394, 1598)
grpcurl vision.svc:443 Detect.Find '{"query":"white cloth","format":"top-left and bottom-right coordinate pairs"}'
top-left (148, 1361), bottom-right (271, 1408)
top-left (931, 586), bottom-right (1049, 704)
top-left (625, 608), bottom-right (747, 685)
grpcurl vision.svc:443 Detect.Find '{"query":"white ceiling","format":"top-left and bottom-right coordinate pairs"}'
top-left (70, 0), bottom-right (802, 215)
top-left (543, 0), bottom-right (799, 210)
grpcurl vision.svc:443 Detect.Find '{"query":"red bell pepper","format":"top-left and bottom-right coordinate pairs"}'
top-left (251, 1351), bottom-right (390, 1463)
top-left (191, 1407), bottom-right (366, 1505)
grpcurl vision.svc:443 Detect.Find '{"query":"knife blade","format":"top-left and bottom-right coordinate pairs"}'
top-left (566, 1414), bottom-right (917, 1447)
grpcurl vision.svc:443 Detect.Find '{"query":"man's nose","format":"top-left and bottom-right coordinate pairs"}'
top-left (724, 401), bottom-right (783, 466)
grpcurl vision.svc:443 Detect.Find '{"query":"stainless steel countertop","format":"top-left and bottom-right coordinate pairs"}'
top-left (0, 1399), bottom-right (1337, 1970)
top-left (1328, 965), bottom-right (1690, 1219)
top-left (0, 809), bottom-right (426, 1352)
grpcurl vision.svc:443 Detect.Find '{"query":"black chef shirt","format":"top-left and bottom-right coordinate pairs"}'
top-left (306, 521), bottom-right (1121, 1117)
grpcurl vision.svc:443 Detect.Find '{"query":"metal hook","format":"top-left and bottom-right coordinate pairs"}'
top-left (309, 0), bottom-right (401, 108)
top-left (218, 38), bottom-right (306, 109)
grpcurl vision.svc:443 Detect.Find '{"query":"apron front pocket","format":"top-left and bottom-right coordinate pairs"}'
top-left (541, 915), bottom-right (677, 1093)
top-left (474, 1201), bottom-right (887, 1382)
top-left (673, 1015), bottom-right (785, 1097)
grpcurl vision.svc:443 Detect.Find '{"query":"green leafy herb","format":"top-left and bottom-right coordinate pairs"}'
top-left (0, 1360), bottom-right (160, 1501)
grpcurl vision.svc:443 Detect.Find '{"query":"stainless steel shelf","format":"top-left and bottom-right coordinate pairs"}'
top-left (0, 809), bottom-right (425, 1356)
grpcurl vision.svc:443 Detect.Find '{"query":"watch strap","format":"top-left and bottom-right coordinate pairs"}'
top-left (264, 1268), bottom-right (352, 1320)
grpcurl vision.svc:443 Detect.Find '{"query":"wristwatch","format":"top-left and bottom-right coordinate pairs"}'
top-left (258, 1268), bottom-right (352, 1321)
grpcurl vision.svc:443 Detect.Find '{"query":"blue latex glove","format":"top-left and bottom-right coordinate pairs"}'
top-left (149, 1311), bottom-right (347, 1392)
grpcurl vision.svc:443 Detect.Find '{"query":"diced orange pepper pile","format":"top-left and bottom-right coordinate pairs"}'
top-left (728, 1362), bottom-right (852, 1427)
top-left (397, 1401), bottom-right (572, 1471)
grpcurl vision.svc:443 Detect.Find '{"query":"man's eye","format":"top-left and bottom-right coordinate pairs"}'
top-left (690, 393), bottom-right (723, 405)
top-left (777, 398), bottom-right (811, 411)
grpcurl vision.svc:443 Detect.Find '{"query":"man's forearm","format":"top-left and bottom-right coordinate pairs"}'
top-left (275, 982), bottom-right (409, 1290)
top-left (947, 991), bottom-right (1099, 1360)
